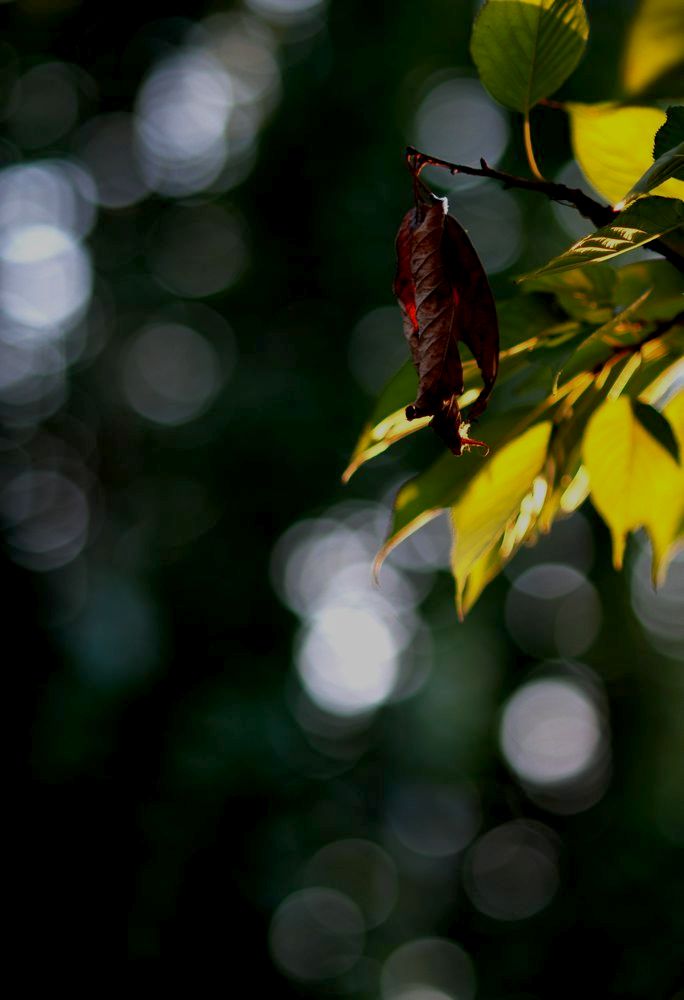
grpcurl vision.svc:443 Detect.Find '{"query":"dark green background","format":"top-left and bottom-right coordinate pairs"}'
top-left (6, 0), bottom-right (683, 991)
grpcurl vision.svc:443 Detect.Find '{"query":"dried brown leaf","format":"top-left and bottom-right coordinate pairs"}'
top-left (393, 190), bottom-right (499, 454)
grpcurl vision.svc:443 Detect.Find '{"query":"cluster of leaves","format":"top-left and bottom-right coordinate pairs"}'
top-left (346, 0), bottom-right (684, 617)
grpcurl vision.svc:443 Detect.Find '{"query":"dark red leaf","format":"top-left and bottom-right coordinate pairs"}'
top-left (393, 187), bottom-right (499, 455)
top-left (394, 209), bottom-right (420, 369)
top-left (443, 214), bottom-right (499, 419)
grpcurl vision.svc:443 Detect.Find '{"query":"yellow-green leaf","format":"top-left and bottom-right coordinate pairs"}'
top-left (470, 0), bottom-right (589, 113)
top-left (519, 197), bottom-right (684, 280)
top-left (342, 362), bottom-right (423, 483)
top-left (451, 422), bottom-right (552, 613)
top-left (567, 102), bottom-right (684, 205)
top-left (582, 395), bottom-right (684, 578)
top-left (622, 0), bottom-right (684, 97)
top-left (374, 406), bottom-right (547, 566)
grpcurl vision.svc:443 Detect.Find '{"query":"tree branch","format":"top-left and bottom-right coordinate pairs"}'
top-left (406, 146), bottom-right (684, 275)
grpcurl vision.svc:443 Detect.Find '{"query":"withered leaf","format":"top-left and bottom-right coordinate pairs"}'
top-left (394, 209), bottom-right (420, 368)
top-left (393, 191), bottom-right (499, 454)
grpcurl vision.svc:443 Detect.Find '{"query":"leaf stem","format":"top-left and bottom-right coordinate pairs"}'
top-left (405, 146), bottom-right (684, 274)
top-left (523, 111), bottom-right (544, 180)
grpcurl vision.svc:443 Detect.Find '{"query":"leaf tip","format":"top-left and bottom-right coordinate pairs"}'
top-left (611, 532), bottom-right (626, 572)
top-left (340, 462), bottom-right (355, 485)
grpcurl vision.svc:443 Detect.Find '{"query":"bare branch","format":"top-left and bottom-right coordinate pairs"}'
top-left (405, 146), bottom-right (684, 275)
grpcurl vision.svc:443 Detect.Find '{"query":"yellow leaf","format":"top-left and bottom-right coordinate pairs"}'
top-left (582, 395), bottom-right (684, 579)
top-left (451, 422), bottom-right (552, 614)
top-left (622, 0), bottom-right (684, 96)
top-left (568, 102), bottom-right (684, 205)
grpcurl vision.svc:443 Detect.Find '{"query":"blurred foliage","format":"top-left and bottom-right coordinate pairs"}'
top-left (4, 0), bottom-right (684, 995)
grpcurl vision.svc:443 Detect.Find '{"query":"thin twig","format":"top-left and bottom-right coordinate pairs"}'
top-left (405, 146), bottom-right (684, 274)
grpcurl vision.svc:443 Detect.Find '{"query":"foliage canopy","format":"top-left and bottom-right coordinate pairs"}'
top-left (346, 0), bottom-right (684, 617)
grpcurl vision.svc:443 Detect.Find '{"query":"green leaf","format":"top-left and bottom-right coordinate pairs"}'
top-left (567, 102), bottom-right (684, 205)
top-left (523, 264), bottom-right (617, 323)
top-left (582, 394), bottom-right (684, 578)
top-left (497, 293), bottom-right (565, 350)
top-left (450, 422), bottom-right (552, 615)
top-left (557, 285), bottom-right (684, 388)
top-left (623, 142), bottom-right (684, 205)
top-left (633, 399), bottom-right (681, 463)
top-left (622, 0), bottom-right (684, 97)
top-left (470, 0), bottom-right (589, 113)
top-left (342, 362), bottom-right (424, 483)
top-left (654, 106), bottom-right (684, 163)
top-left (519, 197), bottom-right (684, 280)
top-left (614, 260), bottom-right (684, 321)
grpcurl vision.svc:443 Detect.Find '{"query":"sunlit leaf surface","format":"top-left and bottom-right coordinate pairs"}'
top-left (583, 395), bottom-right (684, 578)
top-left (567, 103), bottom-right (684, 205)
top-left (622, 0), bottom-right (684, 96)
top-left (450, 421), bottom-right (552, 614)
top-left (470, 0), bottom-right (588, 113)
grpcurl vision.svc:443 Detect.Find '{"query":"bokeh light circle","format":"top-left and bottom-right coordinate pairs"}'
top-left (500, 676), bottom-right (603, 786)
top-left (414, 77), bottom-right (509, 190)
top-left (303, 838), bottom-right (398, 928)
top-left (296, 603), bottom-right (401, 717)
top-left (505, 562), bottom-right (602, 658)
top-left (381, 938), bottom-right (476, 1000)
top-left (122, 322), bottom-right (221, 426)
top-left (269, 887), bottom-right (364, 981)
top-left (464, 821), bottom-right (559, 921)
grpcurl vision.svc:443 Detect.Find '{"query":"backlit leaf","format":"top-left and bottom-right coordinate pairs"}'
top-left (470, 0), bottom-right (588, 113)
top-left (454, 355), bottom-right (661, 615)
top-left (622, 0), bottom-right (684, 96)
top-left (582, 395), bottom-right (684, 578)
top-left (567, 103), bottom-right (684, 205)
top-left (375, 409), bottom-right (547, 569)
top-left (519, 197), bottom-right (684, 279)
top-left (450, 421), bottom-right (552, 614)
top-left (373, 334), bottom-right (581, 560)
